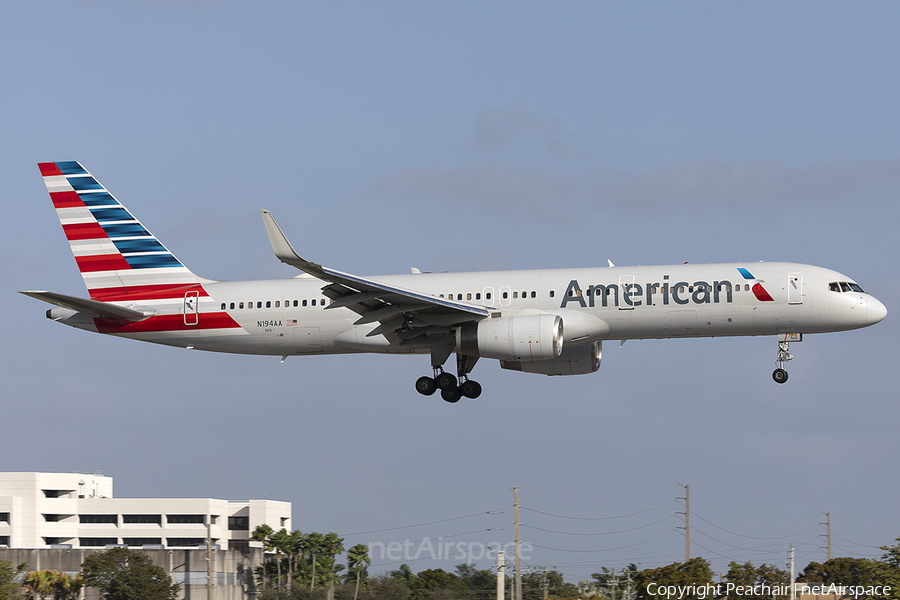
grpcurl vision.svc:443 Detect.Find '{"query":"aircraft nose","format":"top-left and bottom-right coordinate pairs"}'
top-left (867, 296), bottom-right (888, 325)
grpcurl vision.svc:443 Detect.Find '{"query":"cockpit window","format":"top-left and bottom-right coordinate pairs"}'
top-left (830, 281), bottom-right (866, 294)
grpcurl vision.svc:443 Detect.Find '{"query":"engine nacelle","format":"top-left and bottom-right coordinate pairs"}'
top-left (501, 341), bottom-right (601, 376)
top-left (457, 314), bottom-right (563, 362)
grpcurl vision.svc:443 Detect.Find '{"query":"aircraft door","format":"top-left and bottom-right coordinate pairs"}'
top-left (788, 273), bottom-right (803, 304)
top-left (618, 275), bottom-right (635, 310)
top-left (184, 291), bottom-right (199, 326)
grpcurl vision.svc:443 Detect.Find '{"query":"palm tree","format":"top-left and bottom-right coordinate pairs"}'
top-left (50, 572), bottom-right (83, 600)
top-left (323, 532), bottom-right (345, 600)
top-left (251, 524), bottom-right (275, 589)
top-left (303, 532), bottom-right (326, 592)
top-left (22, 570), bottom-right (54, 599)
top-left (284, 529), bottom-right (303, 592)
top-left (346, 544), bottom-right (371, 600)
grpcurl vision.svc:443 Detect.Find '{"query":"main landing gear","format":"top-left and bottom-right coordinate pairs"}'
top-left (772, 337), bottom-right (796, 384)
top-left (416, 368), bottom-right (482, 403)
top-left (415, 337), bottom-right (482, 402)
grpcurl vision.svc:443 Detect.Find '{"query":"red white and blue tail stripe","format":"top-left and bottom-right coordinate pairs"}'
top-left (38, 161), bottom-right (207, 300)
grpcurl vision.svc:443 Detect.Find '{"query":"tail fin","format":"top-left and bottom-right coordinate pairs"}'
top-left (38, 161), bottom-right (206, 300)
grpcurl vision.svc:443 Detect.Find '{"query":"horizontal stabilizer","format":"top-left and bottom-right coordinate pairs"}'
top-left (19, 290), bottom-right (151, 321)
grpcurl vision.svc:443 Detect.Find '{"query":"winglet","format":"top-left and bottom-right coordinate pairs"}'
top-left (260, 210), bottom-right (327, 279)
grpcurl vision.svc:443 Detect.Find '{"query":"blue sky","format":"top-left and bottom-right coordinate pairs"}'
top-left (3, 1), bottom-right (899, 582)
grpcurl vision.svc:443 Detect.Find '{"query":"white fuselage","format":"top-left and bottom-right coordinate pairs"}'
top-left (96, 262), bottom-right (886, 356)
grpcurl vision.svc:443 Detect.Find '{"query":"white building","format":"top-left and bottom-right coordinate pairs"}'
top-left (0, 472), bottom-right (290, 551)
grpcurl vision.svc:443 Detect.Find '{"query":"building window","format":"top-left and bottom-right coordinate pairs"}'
top-left (123, 538), bottom-right (162, 547)
top-left (0, 513), bottom-right (8, 524)
top-left (0, 537), bottom-right (9, 548)
top-left (123, 515), bottom-right (162, 524)
top-left (43, 489), bottom-right (74, 498)
top-left (80, 538), bottom-right (118, 547)
top-left (80, 515), bottom-right (117, 524)
top-left (228, 516), bottom-right (249, 531)
top-left (167, 515), bottom-right (204, 524)
top-left (167, 538), bottom-right (207, 547)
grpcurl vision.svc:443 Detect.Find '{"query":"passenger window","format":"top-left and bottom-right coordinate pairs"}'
top-left (457, 294), bottom-right (463, 300)
top-left (531, 291), bottom-right (536, 298)
top-left (293, 300), bottom-right (298, 307)
top-left (513, 292), bottom-right (518, 299)
top-left (239, 302), bottom-right (244, 309)
top-left (221, 303), bottom-right (226, 310)
top-left (322, 298), bottom-right (327, 305)
top-left (466, 293), bottom-right (472, 300)
top-left (744, 284), bottom-right (750, 292)
top-left (275, 301), bottom-right (280, 308)
top-left (302, 300), bottom-right (308, 306)
top-left (266, 301), bottom-right (271, 308)
top-left (486, 292), bottom-right (492, 300)
top-left (503, 291), bottom-right (508, 299)
top-left (476, 293), bottom-right (481, 300)
top-left (257, 301), bottom-right (262, 309)
top-left (439, 294), bottom-right (444, 298)
top-left (549, 291), bottom-right (555, 298)
top-left (312, 299), bottom-right (317, 306)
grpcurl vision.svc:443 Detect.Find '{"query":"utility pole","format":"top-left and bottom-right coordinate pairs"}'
top-left (677, 485), bottom-right (690, 562)
top-left (496, 551), bottom-right (505, 600)
top-left (826, 513), bottom-right (832, 561)
top-left (514, 487), bottom-right (522, 600)
top-left (789, 545), bottom-right (796, 600)
top-left (609, 568), bottom-right (618, 600)
top-left (542, 566), bottom-right (549, 600)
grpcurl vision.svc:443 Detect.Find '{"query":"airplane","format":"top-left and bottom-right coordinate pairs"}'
top-left (21, 161), bottom-right (888, 402)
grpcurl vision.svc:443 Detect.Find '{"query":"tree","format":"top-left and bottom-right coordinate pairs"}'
top-left (323, 532), bottom-right (345, 600)
top-left (875, 538), bottom-right (900, 600)
top-left (798, 557), bottom-right (880, 587)
top-left (455, 564), bottom-right (496, 599)
top-left (390, 564), bottom-right (417, 588)
top-left (21, 570), bottom-right (82, 600)
top-left (723, 561), bottom-right (789, 600)
top-left (410, 568), bottom-right (463, 600)
top-left (633, 558), bottom-right (714, 600)
top-left (593, 564), bottom-right (639, 600)
top-left (81, 547), bottom-right (178, 600)
top-left (347, 544), bottom-right (371, 600)
top-left (303, 532), bottom-right (327, 593)
top-left (253, 524), bottom-right (277, 589)
top-left (0, 561), bottom-right (27, 600)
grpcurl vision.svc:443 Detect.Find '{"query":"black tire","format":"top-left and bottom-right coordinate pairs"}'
top-left (441, 386), bottom-right (462, 403)
top-left (415, 376), bottom-right (437, 396)
top-left (460, 380), bottom-right (482, 399)
top-left (435, 372), bottom-right (457, 389)
top-left (772, 368), bottom-right (789, 384)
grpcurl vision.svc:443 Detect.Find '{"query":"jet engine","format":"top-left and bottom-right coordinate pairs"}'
top-left (457, 314), bottom-right (563, 362)
top-left (500, 341), bottom-right (601, 375)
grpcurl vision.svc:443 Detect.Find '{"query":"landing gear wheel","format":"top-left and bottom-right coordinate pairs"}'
top-left (416, 376), bottom-right (437, 396)
top-left (773, 368), bottom-right (789, 384)
top-left (441, 386), bottom-right (462, 403)
top-left (460, 380), bottom-right (482, 399)
top-left (435, 371), bottom-right (457, 390)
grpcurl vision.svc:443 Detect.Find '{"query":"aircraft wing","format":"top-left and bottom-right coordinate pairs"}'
top-left (260, 210), bottom-right (493, 337)
top-left (19, 290), bottom-right (152, 322)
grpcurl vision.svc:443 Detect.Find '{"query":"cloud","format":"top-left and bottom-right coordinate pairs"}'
top-left (371, 157), bottom-right (900, 219)
top-left (459, 104), bottom-right (599, 162)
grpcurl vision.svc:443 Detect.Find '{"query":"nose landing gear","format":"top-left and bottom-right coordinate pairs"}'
top-left (772, 335), bottom-right (799, 384)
